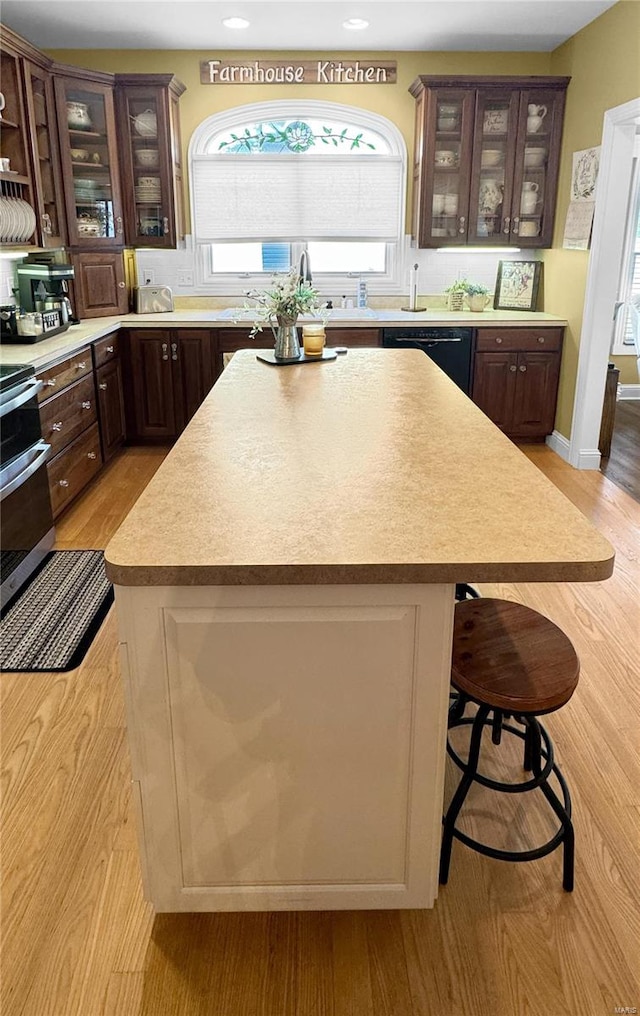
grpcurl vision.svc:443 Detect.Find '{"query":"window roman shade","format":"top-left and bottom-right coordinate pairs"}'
top-left (191, 154), bottom-right (404, 243)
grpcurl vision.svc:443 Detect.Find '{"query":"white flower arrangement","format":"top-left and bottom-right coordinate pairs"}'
top-left (243, 268), bottom-right (327, 338)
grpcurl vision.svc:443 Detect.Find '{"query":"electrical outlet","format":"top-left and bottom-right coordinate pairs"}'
top-left (142, 270), bottom-right (155, 285)
top-left (177, 270), bottom-right (194, 287)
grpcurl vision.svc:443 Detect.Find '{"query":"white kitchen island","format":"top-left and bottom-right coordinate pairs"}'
top-left (104, 348), bottom-right (613, 912)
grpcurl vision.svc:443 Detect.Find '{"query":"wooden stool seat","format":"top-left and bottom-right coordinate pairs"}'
top-left (452, 598), bottom-right (580, 715)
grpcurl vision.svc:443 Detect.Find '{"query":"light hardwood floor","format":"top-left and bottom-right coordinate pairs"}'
top-left (1, 443), bottom-right (639, 1016)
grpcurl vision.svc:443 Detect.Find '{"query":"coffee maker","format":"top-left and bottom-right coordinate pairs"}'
top-left (17, 260), bottom-right (76, 330)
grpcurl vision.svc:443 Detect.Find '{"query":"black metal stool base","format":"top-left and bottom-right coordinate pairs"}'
top-left (440, 704), bottom-right (574, 891)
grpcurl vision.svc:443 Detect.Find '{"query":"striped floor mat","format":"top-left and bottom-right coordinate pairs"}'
top-left (0, 551), bottom-right (114, 673)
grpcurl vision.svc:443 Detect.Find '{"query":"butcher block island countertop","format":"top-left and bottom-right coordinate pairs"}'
top-left (104, 347), bottom-right (612, 587)
top-left (105, 349), bottom-right (613, 915)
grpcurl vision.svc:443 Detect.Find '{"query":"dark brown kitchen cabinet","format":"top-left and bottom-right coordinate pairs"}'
top-left (409, 76), bottom-right (569, 248)
top-left (123, 329), bottom-right (215, 441)
top-left (115, 74), bottom-right (186, 248)
top-left (92, 332), bottom-right (125, 461)
top-left (0, 32), bottom-right (56, 251)
top-left (70, 251), bottom-right (128, 318)
top-left (54, 66), bottom-right (125, 249)
top-left (472, 327), bottom-right (563, 440)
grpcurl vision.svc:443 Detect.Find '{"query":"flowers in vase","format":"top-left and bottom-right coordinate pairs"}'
top-left (243, 268), bottom-right (326, 338)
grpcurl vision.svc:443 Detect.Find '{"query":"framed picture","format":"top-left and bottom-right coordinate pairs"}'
top-left (494, 260), bottom-right (542, 311)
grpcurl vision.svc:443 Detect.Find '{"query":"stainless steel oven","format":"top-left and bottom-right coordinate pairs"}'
top-left (0, 364), bottom-right (55, 607)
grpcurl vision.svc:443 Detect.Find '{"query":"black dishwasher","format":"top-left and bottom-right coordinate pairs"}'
top-left (382, 328), bottom-right (473, 395)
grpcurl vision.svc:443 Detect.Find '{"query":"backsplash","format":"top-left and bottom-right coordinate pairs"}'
top-left (135, 238), bottom-right (541, 303)
top-left (0, 256), bottom-right (22, 305)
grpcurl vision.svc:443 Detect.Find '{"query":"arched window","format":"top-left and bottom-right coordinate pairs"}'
top-left (189, 100), bottom-right (406, 292)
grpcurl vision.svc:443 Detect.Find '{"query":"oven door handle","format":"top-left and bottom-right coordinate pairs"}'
top-left (0, 441), bottom-right (51, 502)
top-left (0, 378), bottom-right (44, 418)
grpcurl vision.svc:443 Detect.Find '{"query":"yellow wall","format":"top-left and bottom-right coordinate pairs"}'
top-left (546, 0), bottom-right (640, 435)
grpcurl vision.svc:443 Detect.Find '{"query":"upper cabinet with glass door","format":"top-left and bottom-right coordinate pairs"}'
top-left (53, 68), bottom-right (124, 249)
top-left (410, 76), bottom-right (569, 249)
top-left (115, 75), bottom-right (186, 249)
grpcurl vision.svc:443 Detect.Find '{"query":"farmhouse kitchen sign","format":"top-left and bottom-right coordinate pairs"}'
top-left (201, 60), bottom-right (397, 85)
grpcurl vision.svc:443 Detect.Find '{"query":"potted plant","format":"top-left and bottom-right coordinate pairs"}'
top-left (444, 278), bottom-right (469, 311)
top-left (465, 282), bottom-right (491, 312)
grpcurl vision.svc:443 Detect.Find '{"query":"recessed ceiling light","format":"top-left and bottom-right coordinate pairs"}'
top-left (343, 18), bottom-right (369, 31)
top-left (222, 17), bottom-right (250, 30)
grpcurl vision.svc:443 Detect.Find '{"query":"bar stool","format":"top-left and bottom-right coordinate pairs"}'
top-left (440, 597), bottom-right (579, 892)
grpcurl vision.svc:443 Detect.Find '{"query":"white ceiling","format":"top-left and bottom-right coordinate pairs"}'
top-left (0, 0), bottom-right (618, 52)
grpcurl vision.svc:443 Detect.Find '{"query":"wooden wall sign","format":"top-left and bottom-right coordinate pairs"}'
top-left (200, 60), bottom-right (397, 85)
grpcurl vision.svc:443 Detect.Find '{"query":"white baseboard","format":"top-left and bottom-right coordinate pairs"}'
top-left (618, 383), bottom-right (640, 400)
top-left (546, 430), bottom-right (602, 469)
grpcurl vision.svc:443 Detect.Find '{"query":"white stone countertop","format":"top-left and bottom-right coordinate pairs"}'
top-left (104, 348), bottom-right (613, 588)
top-left (0, 308), bottom-right (567, 370)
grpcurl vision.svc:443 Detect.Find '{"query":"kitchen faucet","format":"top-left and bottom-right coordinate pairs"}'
top-left (299, 249), bottom-right (312, 285)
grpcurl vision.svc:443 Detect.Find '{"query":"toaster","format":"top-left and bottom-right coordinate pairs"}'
top-left (134, 285), bottom-right (174, 314)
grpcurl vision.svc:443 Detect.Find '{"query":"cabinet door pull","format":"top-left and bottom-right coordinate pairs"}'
top-left (162, 343), bottom-right (169, 361)
top-left (87, 452), bottom-right (97, 460)
top-left (503, 217), bottom-right (511, 234)
top-left (171, 342), bottom-right (178, 361)
top-left (106, 345), bottom-right (114, 353)
top-left (76, 361), bottom-right (86, 370)
top-left (163, 217), bottom-right (169, 233)
top-left (513, 216), bottom-right (520, 231)
top-left (519, 364), bottom-right (527, 372)
top-left (44, 378), bottom-right (56, 387)
top-left (41, 213), bottom-right (52, 235)
top-left (52, 421), bottom-right (63, 431)
top-left (116, 216), bottom-right (123, 235)
top-left (82, 400), bottom-right (92, 410)
top-left (495, 336), bottom-right (503, 344)
top-left (59, 479), bottom-right (69, 488)
top-left (458, 216), bottom-right (465, 235)
top-left (509, 364), bottom-right (517, 372)
top-left (99, 382), bottom-right (108, 390)
top-left (537, 336), bottom-right (545, 343)
top-left (118, 281), bottom-right (126, 289)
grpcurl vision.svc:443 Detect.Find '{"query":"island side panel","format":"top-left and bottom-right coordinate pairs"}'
top-left (114, 582), bottom-right (455, 912)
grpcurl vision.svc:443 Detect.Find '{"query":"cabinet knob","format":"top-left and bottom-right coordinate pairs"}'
top-left (162, 342), bottom-right (169, 361)
top-left (118, 281), bottom-right (126, 289)
top-left (82, 400), bottom-right (92, 410)
top-left (44, 378), bottom-right (56, 386)
top-left (59, 479), bottom-right (69, 488)
top-left (52, 421), bottom-right (63, 431)
top-left (503, 217), bottom-right (511, 234)
top-left (495, 336), bottom-right (503, 344)
top-left (171, 342), bottom-right (178, 361)
top-left (99, 382), bottom-right (108, 390)
top-left (106, 345), bottom-right (114, 353)
top-left (519, 364), bottom-right (527, 372)
top-left (509, 364), bottom-right (517, 372)
top-left (76, 362), bottom-right (86, 370)
top-left (87, 452), bottom-right (97, 460)
top-left (537, 335), bottom-right (545, 343)
top-left (116, 216), bottom-right (123, 236)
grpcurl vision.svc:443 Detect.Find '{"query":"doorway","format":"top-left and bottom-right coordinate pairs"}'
top-left (566, 96), bottom-right (640, 469)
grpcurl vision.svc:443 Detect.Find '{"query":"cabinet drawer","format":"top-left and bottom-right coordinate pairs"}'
top-left (475, 328), bottom-right (563, 352)
top-left (35, 346), bottom-right (93, 402)
top-left (47, 423), bottom-right (102, 518)
top-left (40, 373), bottom-right (97, 457)
top-left (326, 328), bottom-right (381, 347)
top-left (92, 331), bottom-right (120, 369)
